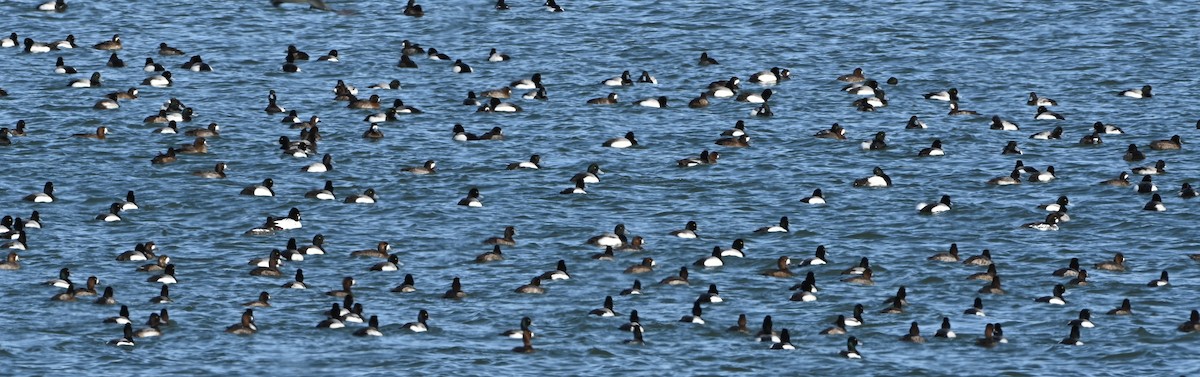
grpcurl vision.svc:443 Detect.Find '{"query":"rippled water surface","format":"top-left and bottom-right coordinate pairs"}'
top-left (2, 0), bottom-right (1200, 375)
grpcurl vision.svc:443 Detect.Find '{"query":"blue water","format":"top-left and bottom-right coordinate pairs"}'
top-left (2, 0), bottom-right (1199, 375)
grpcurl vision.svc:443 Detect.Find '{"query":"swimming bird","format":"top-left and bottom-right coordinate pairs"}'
top-left (1148, 270), bottom-right (1170, 286)
top-left (1150, 135), bottom-right (1182, 150)
top-left (1107, 299), bottom-right (1133, 315)
top-left (853, 167), bottom-right (892, 187)
top-left (1118, 84), bottom-right (1152, 98)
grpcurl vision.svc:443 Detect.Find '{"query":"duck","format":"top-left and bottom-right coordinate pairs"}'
top-left (1060, 325), bottom-right (1083, 346)
top-left (924, 88), bottom-right (958, 101)
top-left (93, 34), bottom-right (121, 50)
top-left (0, 32), bottom-right (16, 48)
top-left (964, 297), bottom-right (986, 316)
top-left (302, 154), bottom-right (333, 173)
top-left (1118, 84), bottom-right (1152, 98)
top-left (990, 115), bottom-right (1019, 131)
top-left (540, 260), bottom-right (571, 280)
top-left (51, 284), bottom-right (77, 301)
top-left (928, 243), bottom-right (960, 262)
top-left (635, 70), bottom-right (657, 84)
top-left (178, 137), bottom-right (208, 154)
top-left (483, 226), bottom-right (517, 246)
top-left (820, 315), bottom-right (848, 335)
top-left (736, 89), bottom-right (773, 103)
top-left (948, 102), bottom-right (979, 115)
top-left (840, 337), bottom-right (862, 358)
top-left (751, 103), bottom-right (774, 117)
top-left (544, 0), bottom-right (564, 12)
top-left (679, 300), bottom-right (705, 324)
top-left (2, 232), bottom-right (27, 250)
top-left (96, 203), bottom-right (122, 222)
top-left (1067, 269), bottom-right (1090, 286)
top-left (457, 188), bottom-right (483, 207)
top-left (369, 254), bottom-right (401, 271)
top-left (660, 266), bottom-right (689, 286)
top-left (1093, 253), bottom-right (1126, 272)
top-left (1022, 213), bottom-right (1059, 231)
top-left (789, 281), bottom-right (818, 302)
top-left (106, 52), bottom-right (125, 67)
top-left (917, 195), bottom-right (952, 214)
top-left (852, 166), bottom-right (892, 187)
top-left (282, 269), bottom-right (307, 289)
top-left (451, 59), bottom-right (473, 73)
top-left (1027, 92), bottom-right (1058, 106)
top-left (240, 178), bottom-right (275, 197)
top-left (669, 221), bottom-right (699, 239)
top-left (798, 245), bottom-right (829, 267)
top-left (443, 277), bottom-right (466, 299)
top-left (502, 317), bottom-right (534, 340)
top-left (1069, 309), bottom-right (1095, 328)
top-left (144, 58), bottom-right (165, 72)
top-left (23, 182), bottom-right (56, 203)
top-left (900, 322), bottom-right (926, 343)
top-left (587, 224), bottom-right (627, 247)
top-left (1150, 135), bottom-right (1182, 150)
top-left (1124, 144), bottom-right (1147, 161)
top-left (1029, 166), bottom-right (1056, 182)
top-left (1107, 299), bottom-right (1133, 315)
top-left (192, 163), bottom-right (227, 179)
top-left (1136, 175), bottom-right (1158, 193)
top-left (138, 255), bottom-right (171, 272)
top-left (182, 55), bottom-right (213, 71)
top-left (1133, 160), bottom-right (1167, 175)
top-left (589, 296), bottom-right (619, 317)
top-left (1035, 284), bottom-right (1067, 305)
top-left (1180, 310), bottom-right (1200, 332)
top-left (69, 72), bottom-right (102, 88)
top-left (392, 274), bottom-right (417, 293)
top-left (513, 277), bottom-right (546, 294)
top-left (107, 88), bottom-right (138, 101)
top-left (149, 285), bottom-right (172, 304)
top-left (1100, 171), bottom-right (1131, 187)
top-left (316, 304), bottom-right (346, 329)
top-left (762, 256), bottom-right (794, 278)
top-left (842, 257), bottom-right (871, 275)
top-left (104, 305), bottom-right (132, 325)
top-left (588, 92), bottom-right (619, 105)
top-left (1034, 106), bottom-right (1064, 120)
top-left (351, 242), bottom-right (391, 258)
top-left (687, 92), bottom-right (710, 108)
top-left (506, 154), bottom-right (541, 170)
top-left (988, 169), bottom-right (1022, 186)
top-left (592, 246), bottom-right (616, 261)
top-left (305, 180), bottom-right (336, 200)
top-left (1030, 126), bottom-right (1063, 140)
top-left (837, 67), bottom-right (866, 82)
top-left (617, 279), bottom-right (644, 296)
top-left (1182, 183), bottom-right (1197, 198)
top-left (754, 216), bottom-right (789, 233)
top-left (842, 268), bottom-right (874, 285)
top-left (344, 188), bottom-right (378, 204)
top-left (844, 80), bottom-right (878, 95)
top-left (635, 96), bottom-right (668, 108)
top-left (698, 52), bottom-right (719, 66)
top-left (602, 71), bottom-right (633, 86)
top-left (623, 257), bottom-right (655, 274)
top-left (1144, 194), bottom-right (1166, 211)
top-left (720, 238), bottom-right (746, 258)
top-left (225, 309), bottom-right (256, 335)
top-left (109, 324), bottom-right (136, 347)
top-left (73, 126), bottom-right (110, 140)
top-left (478, 127), bottom-right (505, 140)
top-left (1148, 270), bottom-right (1170, 287)
top-left (978, 276), bottom-right (1005, 294)
top-left (142, 71), bottom-right (173, 87)
top-left (814, 123), bottom-right (847, 140)
top-left (94, 287), bottom-right (117, 305)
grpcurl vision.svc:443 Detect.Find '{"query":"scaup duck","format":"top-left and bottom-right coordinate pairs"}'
top-left (1022, 214), bottom-right (1059, 231)
top-left (928, 243), bottom-right (960, 262)
top-left (1067, 269), bottom-right (1089, 286)
top-left (369, 254), bottom-right (401, 271)
top-left (1035, 284), bottom-right (1067, 305)
top-left (192, 162), bottom-right (227, 179)
top-left (1094, 253), bottom-right (1126, 272)
top-left (457, 188), bottom-right (483, 207)
top-left (988, 169), bottom-right (1022, 186)
top-left (842, 268), bottom-right (874, 285)
top-left (814, 123), bottom-right (847, 140)
top-left (305, 180), bottom-right (336, 200)
top-left (592, 246), bottom-right (616, 261)
top-left (1060, 325), bottom-right (1083, 346)
top-left (589, 296), bottom-right (619, 316)
top-left (282, 269), bottom-right (307, 289)
top-left (1034, 106), bottom-right (1064, 120)
top-left (1030, 126), bottom-right (1063, 140)
top-left (96, 203), bottom-right (122, 222)
top-left (106, 52), bottom-right (125, 67)
top-left (507, 154), bottom-right (541, 170)
top-left (1144, 193), bottom-right (1166, 211)
top-left (720, 238), bottom-right (746, 258)
top-left (316, 304), bottom-right (345, 329)
top-left (1124, 144), bottom-right (1146, 161)
top-left (94, 34), bottom-right (122, 50)
top-left (900, 322), bottom-right (926, 343)
top-left (544, 0), bottom-right (563, 11)
top-left (1100, 171), bottom-right (1131, 186)
top-left (624, 279), bottom-right (643, 294)
top-left (502, 317), bottom-right (534, 339)
top-left (1136, 175), bottom-right (1158, 193)
top-left (483, 226), bottom-right (517, 246)
top-left (1181, 183), bottom-right (1197, 198)
top-left (1150, 135), bottom-right (1182, 150)
top-left (798, 245), bottom-right (829, 267)
top-left (392, 273), bottom-right (417, 292)
top-left (144, 57), bottom-right (165, 72)
top-left (623, 257), bottom-right (654, 274)
top-left (840, 337), bottom-right (862, 358)
top-left (670, 221), bottom-right (699, 238)
top-left (948, 102), bottom-right (978, 116)
top-left (964, 297), bottom-right (986, 316)
top-left (1053, 258), bottom-right (1081, 277)
top-left (23, 181), bottom-right (56, 203)
top-left (1133, 160), bottom-right (1167, 175)
top-left (687, 92), bottom-right (710, 108)
top-left (990, 115), bottom-right (1019, 130)
top-left (225, 309), bottom-right (256, 335)
top-left (635, 96), bottom-right (668, 108)
top-left (978, 276), bottom-right (1005, 294)
top-left (443, 277), bottom-right (466, 299)
top-left (588, 92), bottom-right (619, 105)
top-left (241, 178), bottom-right (275, 197)
top-left (1108, 299), bottom-right (1133, 315)
top-left (109, 324), bottom-right (135, 347)
top-left (0, 252), bottom-right (20, 270)
top-left (917, 139), bottom-right (945, 157)
top-left (917, 195), bottom-right (952, 214)
top-left (1148, 270), bottom-right (1170, 286)
top-left (587, 224), bottom-right (626, 247)
top-left (1030, 166), bottom-right (1056, 182)
top-left (345, 188), bottom-right (378, 204)
top-left (754, 216), bottom-right (789, 233)
top-left (1027, 92), bottom-right (1057, 106)
top-left (660, 267), bottom-right (689, 286)
top-left (853, 166), bottom-right (892, 187)
top-left (603, 71), bottom-right (633, 86)
top-left (762, 256), bottom-right (794, 278)
top-left (679, 300), bottom-right (705, 324)
top-left (351, 241), bottom-right (391, 258)
top-left (1119, 84), bottom-right (1152, 98)
top-left (540, 260), bottom-right (571, 280)
top-left (924, 88), bottom-right (959, 101)
top-left (54, 56), bottom-right (77, 74)
top-left (94, 286), bottom-right (117, 305)
top-left (69, 72), bottom-right (101, 88)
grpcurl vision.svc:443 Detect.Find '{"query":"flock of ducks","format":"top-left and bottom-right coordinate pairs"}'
top-left (2, 0), bottom-right (1200, 367)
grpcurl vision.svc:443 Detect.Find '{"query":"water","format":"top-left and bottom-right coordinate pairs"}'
top-left (1, 0), bottom-right (1199, 375)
